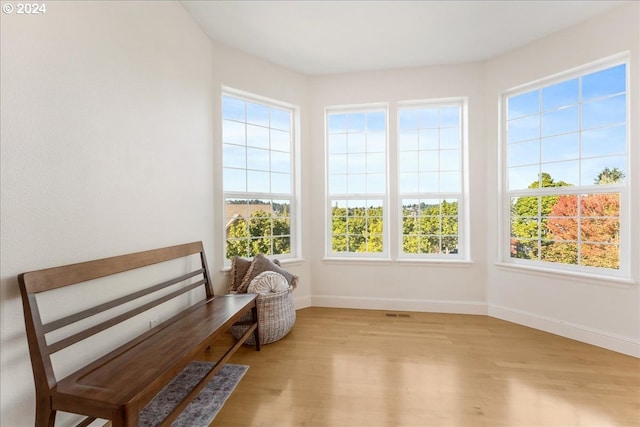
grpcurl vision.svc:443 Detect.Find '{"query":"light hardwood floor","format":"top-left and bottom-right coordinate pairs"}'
top-left (202, 307), bottom-right (640, 427)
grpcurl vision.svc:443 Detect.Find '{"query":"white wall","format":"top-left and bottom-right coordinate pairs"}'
top-left (0, 2), bottom-right (215, 426)
top-left (308, 64), bottom-right (488, 314)
top-left (484, 3), bottom-right (640, 357)
top-left (206, 40), bottom-right (312, 308)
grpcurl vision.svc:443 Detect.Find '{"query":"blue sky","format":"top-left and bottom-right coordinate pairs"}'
top-left (507, 63), bottom-right (626, 190)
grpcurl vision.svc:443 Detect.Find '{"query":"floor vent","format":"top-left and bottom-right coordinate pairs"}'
top-left (385, 312), bottom-right (411, 318)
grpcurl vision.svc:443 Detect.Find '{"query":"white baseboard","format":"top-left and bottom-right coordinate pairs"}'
top-left (310, 294), bottom-right (487, 315)
top-left (293, 295), bottom-right (312, 310)
top-left (489, 304), bottom-right (640, 358)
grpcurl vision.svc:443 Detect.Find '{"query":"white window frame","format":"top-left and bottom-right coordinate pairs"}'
top-left (221, 87), bottom-right (301, 263)
top-left (500, 54), bottom-right (631, 281)
top-left (325, 104), bottom-right (389, 259)
top-left (397, 98), bottom-right (469, 261)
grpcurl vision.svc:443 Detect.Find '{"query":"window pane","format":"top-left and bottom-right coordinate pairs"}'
top-left (329, 133), bottom-right (347, 154)
top-left (509, 139), bottom-right (540, 167)
top-left (508, 115), bottom-right (539, 143)
top-left (368, 131), bottom-right (386, 152)
top-left (541, 160), bottom-right (579, 186)
top-left (582, 64), bottom-right (626, 100)
top-left (367, 153), bottom-right (385, 174)
top-left (329, 154), bottom-right (347, 174)
top-left (246, 102), bottom-right (269, 126)
top-left (399, 130), bottom-right (419, 150)
top-left (541, 241), bottom-right (578, 265)
top-left (246, 147), bottom-right (270, 171)
top-left (399, 110), bottom-right (419, 129)
top-left (367, 174), bottom-right (385, 193)
top-left (348, 113), bottom-right (366, 131)
top-left (247, 124), bottom-right (269, 149)
top-left (223, 120), bottom-right (245, 144)
top-left (440, 128), bottom-right (460, 149)
top-left (348, 174), bottom-right (366, 194)
top-left (223, 168), bottom-right (246, 192)
top-left (540, 133), bottom-right (579, 163)
top-left (582, 94), bottom-right (626, 129)
top-left (541, 105), bottom-right (579, 137)
top-left (419, 172), bottom-right (438, 193)
top-left (419, 108), bottom-right (439, 128)
top-left (399, 172), bottom-right (419, 193)
top-left (419, 129), bottom-right (439, 150)
top-left (508, 90), bottom-right (539, 120)
top-left (247, 170), bottom-right (269, 193)
top-left (223, 144), bottom-right (246, 169)
top-left (270, 108), bottom-right (290, 131)
top-left (348, 133), bottom-right (366, 153)
top-left (271, 129), bottom-right (290, 152)
top-left (581, 156), bottom-right (626, 185)
top-left (541, 78), bottom-right (578, 111)
top-left (440, 150), bottom-right (459, 171)
top-left (271, 172), bottom-right (290, 194)
top-left (581, 125), bottom-right (626, 158)
top-left (328, 114), bottom-right (347, 133)
top-left (222, 96), bottom-right (245, 121)
top-left (329, 174), bottom-right (347, 194)
top-left (271, 151), bottom-right (290, 173)
top-left (508, 164), bottom-right (540, 190)
top-left (367, 111), bottom-right (386, 131)
top-left (581, 244), bottom-right (619, 269)
top-left (440, 107), bottom-right (460, 127)
top-left (348, 153), bottom-right (367, 174)
top-left (440, 172), bottom-right (460, 192)
top-left (418, 151), bottom-right (438, 171)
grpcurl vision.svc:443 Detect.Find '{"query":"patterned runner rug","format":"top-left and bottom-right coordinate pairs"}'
top-left (138, 362), bottom-right (249, 427)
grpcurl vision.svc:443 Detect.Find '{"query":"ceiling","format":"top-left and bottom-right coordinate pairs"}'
top-left (181, 1), bottom-right (627, 75)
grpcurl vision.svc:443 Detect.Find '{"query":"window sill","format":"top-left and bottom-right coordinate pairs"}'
top-left (494, 262), bottom-right (636, 288)
top-left (220, 257), bottom-right (305, 272)
top-left (396, 258), bottom-right (474, 267)
top-left (322, 257), bottom-right (474, 267)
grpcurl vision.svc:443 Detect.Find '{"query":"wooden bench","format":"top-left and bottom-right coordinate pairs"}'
top-left (18, 241), bottom-right (259, 427)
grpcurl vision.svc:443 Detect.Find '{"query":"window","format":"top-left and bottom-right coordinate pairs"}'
top-left (326, 107), bottom-right (387, 257)
top-left (398, 101), bottom-right (465, 258)
top-left (504, 58), bottom-right (629, 277)
top-left (222, 91), bottom-right (298, 260)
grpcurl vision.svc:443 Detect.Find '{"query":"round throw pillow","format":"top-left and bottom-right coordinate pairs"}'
top-left (247, 271), bottom-right (289, 295)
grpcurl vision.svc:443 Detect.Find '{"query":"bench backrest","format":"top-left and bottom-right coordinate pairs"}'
top-left (18, 241), bottom-right (213, 399)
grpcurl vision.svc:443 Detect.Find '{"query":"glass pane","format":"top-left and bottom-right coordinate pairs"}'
top-left (399, 130), bottom-right (419, 150)
top-left (440, 150), bottom-right (459, 171)
top-left (511, 217), bottom-right (539, 241)
top-left (399, 172), bottom-right (419, 193)
top-left (441, 237), bottom-right (458, 254)
top-left (541, 160), bottom-right (579, 186)
top-left (541, 78), bottom-right (578, 111)
top-left (367, 153), bottom-right (385, 174)
top-left (544, 214), bottom-right (578, 242)
top-left (508, 90), bottom-right (539, 120)
top-left (399, 109), bottom-right (419, 129)
top-left (271, 129), bottom-right (290, 152)
top-left (246, 147), bottom-right (270, 171)
top-left (440, 171), bottom-right (460, 192)
top-left (540, 133), bottom-right (579, 163)
top-left (270, 108), bottom-right (290, 131)
top-left (329, 154), bottom-right (347, 174)
top-left (246, 124), bottom-right (269, 149)
top-left (272, 237), bottom-right (291, 255)
top-left (419, 129), bottom-right (439, 150)
top-left (328, 114), bottom-right (347, 133)
top-left (223, 168), bottom-right (246, 192)
top-left (510, 238), bottom-right (538, 260)
top-left (348, 113), bottom-right (366, 132)
top-left (246, 102), bottom-right (269, 126)
top-left (419, 172), bottom-right (439, 193)
top-left (348, 174), bottom-right (366, 194)
top-left (271, 172), bottom-right (290, 194)
top-left (399, 151), bottom-right (418, 172)
top-left (247, 170), bottom-right (269, 192)
top-left (440, 107), bottom-right (460, 127)
top-left (225, 199), bottom-right (249, 219)
top-left (418, 108), bottom-right (439, 128)
top-left (271, 199), bottom-right (291, 217)
top-left (581, 125), bottom-right (626, 158)
top-left (508, 164), bottom-right (540, 190)
top-left (581, 243), bottom-right (619, 269)
top-left (347, 133), bottom-right (366, 153)
top-left (581, 156), bottom-right (626, 185)
top-left (582, 64), bottom-right (626, 100)
top-left (581, 218), bottom-right (619, 243)
top-left (329, 133), bottom-right (347, 154)
top-left (223, 144), bottom-right (246, 169)
top-left (223, 120), bottom-right (245, 145)
top-left (222, 96), bottom-right (245, 121)
top-left (367, 131), bottom-right (386, 153)
top-left (419, 150), bottom-right (438, 171)
top-left (271, 150), bottom-right (290, 173)
top-left (582, 94), bottom-right (626, 129)
top-left (541, 241), bottom-right (578, 265)
top-left (367, 111), bottom-right (386, 131)
top-left (581, 193), bottom-right (620, 217)
top-left (367, 174), bottom-right (385, 193)
top-left (508, 115), bottom-right (539, 143)
top-left (348, 153), bottom-right (366, 174)
top-left (509, 139), bottom-right (540, 167)
top-left (440, 128), bottom-right (460, 149)
top-left (541, 105), bottom-right (579, 137)
top-left (328, 174), bottom-right (347, 194)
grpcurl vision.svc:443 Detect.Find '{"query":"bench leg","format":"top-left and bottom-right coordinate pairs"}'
top-left (252, 305), bottom-right (260, 351)
top-left (110, 408), bottom-right (138, 427)
top-left (34, 399), bottom-right (55, 427)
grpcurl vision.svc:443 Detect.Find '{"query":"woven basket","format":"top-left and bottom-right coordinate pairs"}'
top-left (231, 289), bottom-right (296, 345)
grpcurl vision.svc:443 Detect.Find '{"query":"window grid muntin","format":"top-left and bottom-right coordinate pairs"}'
top-left (222, 92), bottom-right (297, 260)
top-left (326, 106), bottom-right (388, 257)
top-left (504, 58), bottom-right (628, 276)
top-left (398, 101), bottom-right (464, 258)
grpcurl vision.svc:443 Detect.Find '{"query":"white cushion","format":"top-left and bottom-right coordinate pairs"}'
top-left (247, 271), bottom-right (289, 295)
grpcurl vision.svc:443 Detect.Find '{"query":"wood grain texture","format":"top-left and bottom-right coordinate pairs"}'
top-left (206, 307), bottom-right (640, 427)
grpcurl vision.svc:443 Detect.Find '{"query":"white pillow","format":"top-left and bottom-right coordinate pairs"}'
top-left (247, 271), bottom-right (289, 295)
